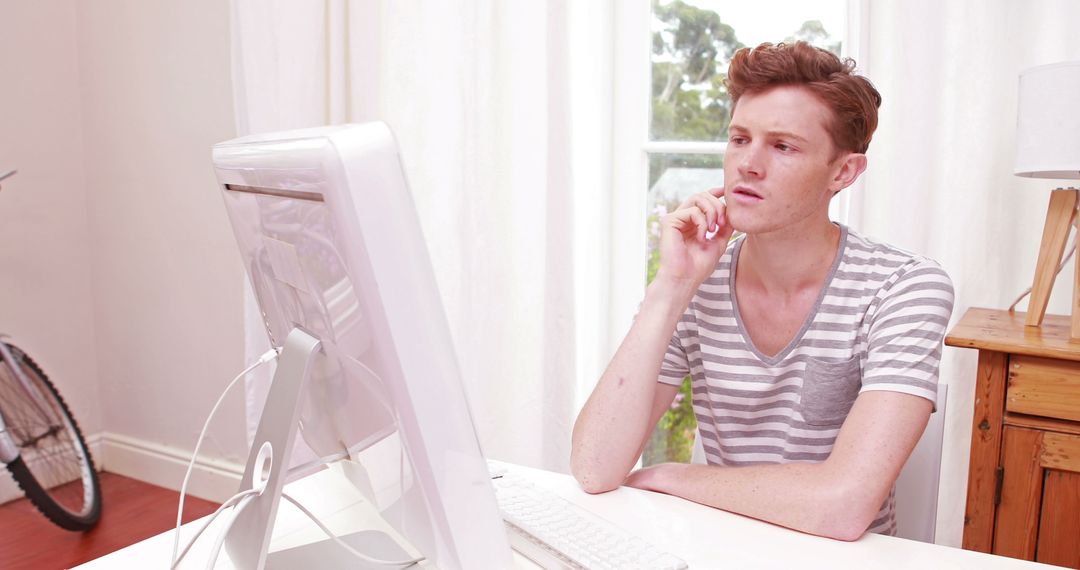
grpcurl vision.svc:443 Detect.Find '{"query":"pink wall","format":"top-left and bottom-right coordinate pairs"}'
top-left (0, 0), bottom-right (101, 445)
top-left (0, 0), bottom-right (248, 499)
top-left (76, 0), bottom-right (248, 466)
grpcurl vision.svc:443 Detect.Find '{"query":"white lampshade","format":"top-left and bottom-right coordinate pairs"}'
top-left (1015, 61), bottom-right (1080, 179)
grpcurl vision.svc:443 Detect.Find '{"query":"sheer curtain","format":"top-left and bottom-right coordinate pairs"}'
top-left (853, 0), bottom-right (1080, 546)
top-left (230, 0), bottom-right (614, 472)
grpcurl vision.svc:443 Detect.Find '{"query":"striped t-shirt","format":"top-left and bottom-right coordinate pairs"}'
top-left (658, 223), bottom-right (954, 535)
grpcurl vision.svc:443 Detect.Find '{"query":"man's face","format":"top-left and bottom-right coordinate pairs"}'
top-left (722, 85), bottom-right (860, 235)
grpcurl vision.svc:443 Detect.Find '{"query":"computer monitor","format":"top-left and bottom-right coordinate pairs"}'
top-left (211, 122), bottom-right (513, 569)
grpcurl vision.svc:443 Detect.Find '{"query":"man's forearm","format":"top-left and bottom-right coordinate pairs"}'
top-left (627, 391), bottom-right (933, 541)
top-left (627, 461), bottom-right (882, 541)
top-left (570, 277), bottom-right (698, 493)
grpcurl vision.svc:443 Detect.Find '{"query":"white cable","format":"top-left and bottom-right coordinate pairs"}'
top-left (1008, 230), bottom-right (1078, 312)
top-left (280, 491), bottom-right (424, 568)
top-left (180, 471), bottom-right (424, 568)
top-left (170, 346), bottom-right (421, 568)
top-left (170, 488), bottom-right (260, 569)
top-left (205, 493), bottom-right (258, 570)
top-left (170, 347), bottom-right (280, 569)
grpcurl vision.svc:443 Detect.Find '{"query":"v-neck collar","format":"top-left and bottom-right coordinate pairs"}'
top-left (728, 223), bottom-right (848, 366)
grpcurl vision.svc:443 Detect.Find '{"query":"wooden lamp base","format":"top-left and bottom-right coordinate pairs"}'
top-left (1025, 187), bottom-right (1080, 340)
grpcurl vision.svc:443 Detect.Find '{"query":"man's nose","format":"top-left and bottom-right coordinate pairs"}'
top-left (737, 143), bottom-right (764, 178)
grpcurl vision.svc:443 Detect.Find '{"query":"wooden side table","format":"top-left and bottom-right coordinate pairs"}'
top-left (946, 307), bottom-right (1080, 568)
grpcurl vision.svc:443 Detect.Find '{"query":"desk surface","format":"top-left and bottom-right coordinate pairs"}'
top-left (76, 461), bottom-right (1060, 570)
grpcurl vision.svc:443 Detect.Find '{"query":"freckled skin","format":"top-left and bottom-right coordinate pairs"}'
top-left (724, 86), bottom-right (845, 238)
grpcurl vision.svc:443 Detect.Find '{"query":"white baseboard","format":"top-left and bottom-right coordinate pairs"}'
top-left (1, 432), bottom-right (243, 506)
top-left (98, 432), bottom-right (243, 503)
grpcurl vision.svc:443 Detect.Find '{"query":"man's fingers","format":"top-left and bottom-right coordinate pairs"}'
top-left (713, 209), bottom-right (734, 241)
top-left (664, 189), bottom-right (731, 243)
top-left (665, 208), bottom-right (708, 240)
top-left (687, 209), bottom-right (707, 241)
top-left (689, 196), bottom-right (720, 230)
top-left (676, 189), bottom-right (726, 231)
top-left (704, 190), bottom-right (725, 213)
top-left (678, 187), bottom-right (724, 210)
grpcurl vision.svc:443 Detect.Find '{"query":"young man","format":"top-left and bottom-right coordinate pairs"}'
top-left (570, 41), bottom-right (954, 541)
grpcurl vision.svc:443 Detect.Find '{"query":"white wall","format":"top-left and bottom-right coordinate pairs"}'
top-left (0, 0), bottom-right (102, 499)
top-left (0, 0), bottom-right (247, 503)
top-left (76, 0), bottom-right (247, 497)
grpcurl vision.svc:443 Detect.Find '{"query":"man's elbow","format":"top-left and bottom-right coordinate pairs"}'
top-left (808, 485), bottom-right (879, 541)
top-left (576, 474), bottom-right (620, 495)
top-left (570, 453), bottom-right (623, 494)
top-left (815, 514), bottom-right (872, 542)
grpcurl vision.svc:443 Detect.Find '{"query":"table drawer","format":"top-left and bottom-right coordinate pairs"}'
top-left (1006, 355), bottom-right (1080, 422)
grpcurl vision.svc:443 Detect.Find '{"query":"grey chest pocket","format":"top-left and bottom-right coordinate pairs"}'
top-left (800, 356), bottom-right (861, 426)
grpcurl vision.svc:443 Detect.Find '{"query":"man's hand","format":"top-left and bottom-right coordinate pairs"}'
top-left (623, 463), bottom-right (672, 493)
top-left (656, 188), bottom-right (734, 287)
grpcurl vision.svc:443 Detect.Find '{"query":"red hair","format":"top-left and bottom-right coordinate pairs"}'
top-left (725, 41), bottom-right (881, 154)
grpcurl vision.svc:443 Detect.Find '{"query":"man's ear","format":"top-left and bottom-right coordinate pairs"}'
top-left (829, 153), bottom-right (867, 195)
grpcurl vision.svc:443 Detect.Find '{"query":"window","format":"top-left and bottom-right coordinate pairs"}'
top-left (610, 0), bottom-right (865, 466)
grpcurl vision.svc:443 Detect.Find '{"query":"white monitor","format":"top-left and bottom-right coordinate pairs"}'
top-left (211, 122), bottom-right (512, 569)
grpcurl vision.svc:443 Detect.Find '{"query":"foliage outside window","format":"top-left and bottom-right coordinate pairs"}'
top-left (643, 0), bottom-right (845, 466)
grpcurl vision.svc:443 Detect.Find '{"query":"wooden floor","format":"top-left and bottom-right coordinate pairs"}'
top-left (0, 471), bottom-right (219, 570)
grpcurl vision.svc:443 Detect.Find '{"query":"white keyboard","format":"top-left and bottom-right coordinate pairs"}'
top-left (490, 469), bottom-right (689, 570)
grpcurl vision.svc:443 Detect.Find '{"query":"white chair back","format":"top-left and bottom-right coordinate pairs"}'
top-left (690, 429), bottom-right (707, 465)
top-left (894, 383), bottom-right (948, 543)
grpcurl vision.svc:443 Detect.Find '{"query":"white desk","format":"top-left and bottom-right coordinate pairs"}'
top-left (76, 462), bottom-right (1060, 569)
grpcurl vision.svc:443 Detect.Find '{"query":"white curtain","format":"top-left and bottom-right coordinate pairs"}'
top-left (232, 0), bottom-right (1080, 547)
top-left (230, 0), bottom-right (614, 472)
top-left (854, 0), bottom-right (1080, 546)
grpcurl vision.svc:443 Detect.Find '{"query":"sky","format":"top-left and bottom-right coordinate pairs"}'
top-left (679, 0), bottom-right (848, 51)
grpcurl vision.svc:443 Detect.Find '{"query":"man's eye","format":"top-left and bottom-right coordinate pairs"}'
top-left (730, 137), bottom-right (748, 145)
top-left (775, 143), bottom-right (792, 152)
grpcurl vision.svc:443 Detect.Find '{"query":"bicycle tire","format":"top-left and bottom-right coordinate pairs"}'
top-left (0, 343), bottom-right (101, 530)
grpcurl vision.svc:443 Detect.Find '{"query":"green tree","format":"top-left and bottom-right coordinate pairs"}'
top-left (650, 0), bottom-right (744, 142)
top-left (785, 20), bottom-right (842, 56)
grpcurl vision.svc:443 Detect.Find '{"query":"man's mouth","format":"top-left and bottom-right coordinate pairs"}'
top-left (732, 186), bottom-right (763, 200)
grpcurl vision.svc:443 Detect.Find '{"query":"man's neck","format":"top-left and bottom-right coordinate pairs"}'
top-left (738, 221), bottom-right (841, 298)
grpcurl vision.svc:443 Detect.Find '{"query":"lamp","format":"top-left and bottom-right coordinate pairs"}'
top-left (1015, 61), bottom-right (1080, 339)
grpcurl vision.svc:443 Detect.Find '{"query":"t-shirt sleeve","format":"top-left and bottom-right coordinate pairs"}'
top-left (860, 258), bottom-right (955, 411)
top-left (658, 327), bottom-right (690, 386)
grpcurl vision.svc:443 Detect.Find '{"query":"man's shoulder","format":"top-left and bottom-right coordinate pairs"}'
top-left (842, 227), bottom-right (947, 276)
top-left (843, 228), bottom-right (954, 311)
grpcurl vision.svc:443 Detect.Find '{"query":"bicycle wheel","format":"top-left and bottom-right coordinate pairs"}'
top-left (0, 342), bottom-right (101, 530)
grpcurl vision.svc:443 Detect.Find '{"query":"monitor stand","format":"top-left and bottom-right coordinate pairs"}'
top-left (222, 327), bottom-right (413, 570)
